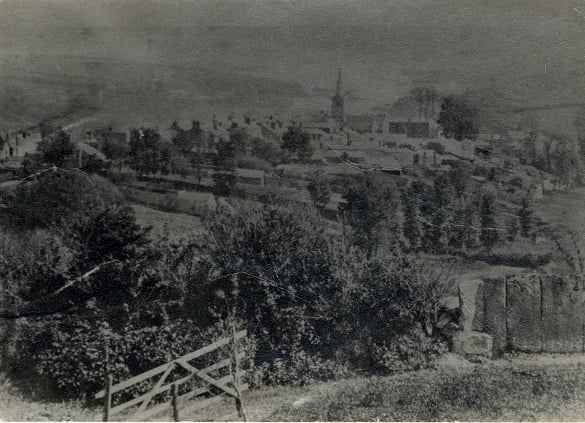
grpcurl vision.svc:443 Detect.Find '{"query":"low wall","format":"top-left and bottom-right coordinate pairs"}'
top-left (464, 273), bottom-right (585, 356)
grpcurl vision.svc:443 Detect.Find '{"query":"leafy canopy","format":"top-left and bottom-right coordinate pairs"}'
top-left (437, 95), bottom-right (480, 141)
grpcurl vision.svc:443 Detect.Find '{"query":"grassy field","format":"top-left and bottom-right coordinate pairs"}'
top-left (4, 354), bottom-right (585, 421)
top-left (131, 203), bottom-right (204, 241)
top-left (534, 188), bottom-right (585, 239)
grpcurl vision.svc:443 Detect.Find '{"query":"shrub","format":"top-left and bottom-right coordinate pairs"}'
top-left (23, 316), bottom-right (209, 399)
top-left (212, 171), bottom-right (237, 196)
top-left (251, 349), bottom-right (349, 387)
top-left (371, 328), bottom-right (448, 374)
top-left (32, 318), bottom-right (129, 397)
top-left (426, 141), bottom-right (446, 155)
top-left (468, 252), bottom-right (551, 268)
top-left (184, 206), bottom-right (455, 385)
top-left (236, 156), bottom-right (273, 172)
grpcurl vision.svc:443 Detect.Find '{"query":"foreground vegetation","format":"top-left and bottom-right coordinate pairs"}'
top-left (269, 356), bottom-right (585, 422)
top-left (4, 354), bottom-right (585, 421)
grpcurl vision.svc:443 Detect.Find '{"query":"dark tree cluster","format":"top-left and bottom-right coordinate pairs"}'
top-left (281, 126), bottom-right (313, 161)
top-left (336, 166), bottom-right (521, 256)
top-left (437, 95), bottom-right (480, 142)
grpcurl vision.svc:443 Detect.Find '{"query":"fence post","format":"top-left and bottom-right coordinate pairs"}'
top-left (171, 383), bottom-right (179, 422)
top-left (231, 323), bottom-right (247, 422)
top-left (103, 374), bottom-right (112, 422)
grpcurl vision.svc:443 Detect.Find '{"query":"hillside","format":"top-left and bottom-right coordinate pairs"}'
top-left (2, 1), bottom-right (585, 132)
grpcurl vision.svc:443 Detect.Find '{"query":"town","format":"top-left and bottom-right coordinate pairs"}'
top-left (2, 1), bottom-right (585, 421)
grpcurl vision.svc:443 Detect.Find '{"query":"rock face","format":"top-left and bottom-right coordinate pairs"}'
top-left (455, 272), bottom-right (585, 358)
top-left (454, 278), bottom-right (494, 359)
top-left (452, 331), bottom-right (493, 359)
top-left (458, 279), bottom-right (483, 333)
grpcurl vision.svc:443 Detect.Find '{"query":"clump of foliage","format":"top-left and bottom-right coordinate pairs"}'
top-left (181, 205), bottom-right (456, 386)
top-left (128, 128), bottom-right (162, 176)
top-left (307, 176), bottom-right (331, 210)
top-left (38, 129), bottom-right (75, 167)
top-left (338, 173), bottom-right (400, 254)
top-left (437, 95), bottom-right (480, 141)
top-left (212, 138), bottom-right (237, 196)
top-left (281, 126), bottom-right (313, 161)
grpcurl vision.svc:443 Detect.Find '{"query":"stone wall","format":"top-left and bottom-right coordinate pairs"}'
top-left (461, 273), bottom-right (585, 356)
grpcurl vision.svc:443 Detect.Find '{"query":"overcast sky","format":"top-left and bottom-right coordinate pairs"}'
top-left (2, 0), bottom-right (585, 122)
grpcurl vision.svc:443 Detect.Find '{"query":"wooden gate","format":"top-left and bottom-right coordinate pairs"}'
top-left (95, 329), bottom-right (248, 421)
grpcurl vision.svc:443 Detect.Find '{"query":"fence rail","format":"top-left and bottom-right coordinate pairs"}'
top-left (95, 329), bottom-right (248, 421)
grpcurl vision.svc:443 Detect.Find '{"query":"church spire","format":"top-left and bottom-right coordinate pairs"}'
top-left (331, 68), bottom-right (345, 122)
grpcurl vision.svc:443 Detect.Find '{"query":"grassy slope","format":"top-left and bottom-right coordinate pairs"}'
top-left (266, 355), bottom-right (585, 422)
top-left (131, 203), bottom-right (203, 241)
top-left (4, 354), bottom-right (585, 421)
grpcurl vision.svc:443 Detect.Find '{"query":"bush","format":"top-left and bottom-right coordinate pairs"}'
top-left (22, 316), bottom-right (208, 399)
top-left (31, 319), bottom-right (130, 397)
top-left (212, 171), bottom-right (237, 196)
top-left (426, 141), bottom-right (446, 155)
top-left (251, 349), bottom-right (349, 387)
top-left (468, 252), bottom-right (551, 268)
top-left (371, 328), bottom-right (448, 374)
top-left (236, 156), bottom-right (273, 172)
top-left (184, 206), bottom-right (455, 385)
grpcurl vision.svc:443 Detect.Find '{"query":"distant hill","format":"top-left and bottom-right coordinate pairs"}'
top-left (1, 1), bottom-right (585, 131)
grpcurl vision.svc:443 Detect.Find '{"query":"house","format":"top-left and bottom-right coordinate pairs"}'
top-left (93, 128), bottom-right (127, 149)
top-left (74, 141), bottom-right (109, 169)
top-left (344, 114), bottom-right (389, 134)
top-left (388, 119), bottom-right (438, 138)
top-left (1, 128), bottom-right (42, 163)
top-left (236, 168), bottom-right (265, 186)
top-left (303, 115), bottom-right (348, 146)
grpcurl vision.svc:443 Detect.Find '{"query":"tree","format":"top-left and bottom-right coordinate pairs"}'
top-left (410, 86), bottom-right (437, 120)
top-left (281, 126), bottom-right (313, 161)
top-left (437, 95), bottom-right (480, 141)
top-left (128, 128), bottom-right (161, 175)
top-left (507, 217), bottom-right (519, 242)
top-left (448, 207), bottom-right (472, 251)
top-left (419, 175), bottom-right (452, 254)
top-left (401, 184), bottom-right (422, 251)
top-left (229, 129), bottom-right (250, 157)
top-left (159, 141), bottom-right (174, 176)
top-left (38, 129), bottom-right (75, 167)
top-left (550, 136), bottom-right (578, 189)
top-left (339, 174), bottom-right (399, 254)
top-left (448, 164), bottom-right (469, 201)
top-left (213, 139), bottom-right (237, 196)
top-left (102, 138), bottom-right (129, 172)
top-left (2, 169), bottom-right (119, 231)
top-left (191, 152), bottom-right (204, 185)
top-left (251, 138), bottom-right (285, 165)
top-left (68, 204), bottom-right (150, 272)
top-left (172, 121), bottom-right (203, 155)
top-left (307, 177), bottom-right (331, 210)
top-left (574, 109), bottom-right (585, 158)
top-left (518, 197), bottom-right (533, 238)
top-left (189, 205), bottom-right (452, 380)
top-left (479, 193), bottom-right (499, 252)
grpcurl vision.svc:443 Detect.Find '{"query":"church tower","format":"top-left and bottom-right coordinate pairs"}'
top-left (331, 68), bottom-right (345, 123)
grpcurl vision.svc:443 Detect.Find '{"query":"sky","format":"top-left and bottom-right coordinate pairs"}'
top-left (1, 0), bottom-right (585, 129)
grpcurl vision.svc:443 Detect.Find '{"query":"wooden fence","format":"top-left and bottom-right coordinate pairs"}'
top-left (95, 329), bottom-right (248, 421)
